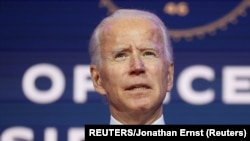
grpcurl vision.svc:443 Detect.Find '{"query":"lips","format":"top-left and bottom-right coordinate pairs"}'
top-left (125, 84), bottom-right (151, 91)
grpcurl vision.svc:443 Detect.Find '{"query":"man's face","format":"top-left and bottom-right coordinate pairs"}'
top-left (91, 17), bottom-right (174, 114)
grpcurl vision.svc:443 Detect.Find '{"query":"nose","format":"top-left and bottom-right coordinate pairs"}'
top-left (129, 55), bottom-right (145, 75)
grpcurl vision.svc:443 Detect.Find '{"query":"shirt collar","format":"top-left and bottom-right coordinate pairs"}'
top-left (110, 114), bottom-right (165, 125)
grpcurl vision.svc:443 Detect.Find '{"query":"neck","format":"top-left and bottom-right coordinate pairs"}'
top-left (110, 107), bottom-right (163, 125)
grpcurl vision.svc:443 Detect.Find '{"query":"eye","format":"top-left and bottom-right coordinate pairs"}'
top-left (115, 52), bottom-right (127, 60)
top-left (143, 51), bottom-right (156, 57)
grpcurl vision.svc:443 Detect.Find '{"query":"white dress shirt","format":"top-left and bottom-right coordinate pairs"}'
top-left (110, 114), bottom-right (165, 125)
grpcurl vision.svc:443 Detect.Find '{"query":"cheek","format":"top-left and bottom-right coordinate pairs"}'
top-left (100, 64), bottom-right (126, 83)
top-left (151, 63), bottom-right (168, 84)
top-left (148, 61), bottom-right (165, 74)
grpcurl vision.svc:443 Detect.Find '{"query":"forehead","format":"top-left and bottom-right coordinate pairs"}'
top-left (98, 17), bottom-right (167, 60)
top-left (101, 17), bottom-right (160, 37)
top-left (111, 17), bottom-right (154, 31)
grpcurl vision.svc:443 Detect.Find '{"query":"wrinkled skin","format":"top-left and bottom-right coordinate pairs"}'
top-left (90, 17), bottom-right (174, 124)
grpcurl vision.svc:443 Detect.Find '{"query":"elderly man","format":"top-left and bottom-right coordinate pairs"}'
top-left (89, 9), bottom-right (174, 125)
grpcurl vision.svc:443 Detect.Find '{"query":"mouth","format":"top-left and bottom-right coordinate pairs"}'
top-left (125, 84), bottom-right (151, 91)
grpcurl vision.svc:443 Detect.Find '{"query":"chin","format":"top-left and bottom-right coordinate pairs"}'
top-left (131, 103), bottom-right (152, 111)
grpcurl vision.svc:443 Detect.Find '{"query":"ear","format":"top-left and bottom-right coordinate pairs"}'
top-left (90, 65), bottom-right (107, 95)
top-left (166, 62), bottom-right (174, 92)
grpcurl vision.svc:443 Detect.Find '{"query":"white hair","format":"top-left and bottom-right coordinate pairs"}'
top-left (89, 9), bottom-right (173, 66)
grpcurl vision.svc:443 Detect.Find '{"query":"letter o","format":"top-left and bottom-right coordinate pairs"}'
top-left (22, 63), bottom-right (65, 104)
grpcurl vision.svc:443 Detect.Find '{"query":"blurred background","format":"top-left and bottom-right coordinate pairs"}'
top-left (1, 0), bottom-right (250, 140)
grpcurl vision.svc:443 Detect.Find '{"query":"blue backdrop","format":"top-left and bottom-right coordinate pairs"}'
top-left (1, 0), bottom-right (250, 140)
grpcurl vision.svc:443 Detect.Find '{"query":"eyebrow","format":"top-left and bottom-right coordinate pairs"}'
top-left (111, 45), bottom-right (160, 54)
top-left (111, 47), bottom-right (131, 54)
top-left (140, 47), bottom-right (159, 52)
